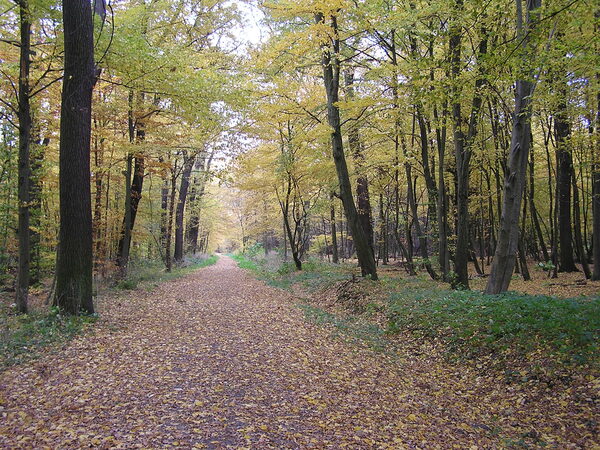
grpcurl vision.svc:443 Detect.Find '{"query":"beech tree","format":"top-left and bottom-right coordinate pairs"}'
top-left (485, 0), bottom-right (542, 294)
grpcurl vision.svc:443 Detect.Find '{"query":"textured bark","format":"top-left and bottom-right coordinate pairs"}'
top-left (315, 12), bottom-right (377, 280)
top-left (54, 0), bottom-right (96, 314)
top-left (486, 0), bottom-right (541, 294)
top-left (16, 0), bottom-right (32, 313)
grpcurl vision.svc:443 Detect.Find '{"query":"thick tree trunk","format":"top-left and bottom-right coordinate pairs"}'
top-left (174, 153), bottom-right (195, 262)
top-left (315, 12), bottom-right (377, 280)
top-left (16, 0), bottom-right (32, 313)
top-left (54, 0), bottom-right (95, 314)
top-left (486, 0), bottom-right (541, 294)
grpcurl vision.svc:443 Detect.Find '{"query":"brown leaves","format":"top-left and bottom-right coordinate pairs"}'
top-left (0, 256), bottom-right (597, 448)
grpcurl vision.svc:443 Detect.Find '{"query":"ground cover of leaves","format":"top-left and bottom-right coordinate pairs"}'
top-left (0, 256), bottom-right (597, 448)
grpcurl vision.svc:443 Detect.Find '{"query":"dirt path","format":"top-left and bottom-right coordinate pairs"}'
top-left (0, 256), bottom-right (595, 448)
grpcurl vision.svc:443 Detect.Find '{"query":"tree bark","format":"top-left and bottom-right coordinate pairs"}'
top-left (54, 0), bottom-right (96, 314)
top-left (485, 0), bottom-right (541, 294)
top-left (117, 91), bottom-right (145, 273)
top-left (315, 12), bottom-right (377, 280)
top-left (16, 0), bottom-right (32, 313)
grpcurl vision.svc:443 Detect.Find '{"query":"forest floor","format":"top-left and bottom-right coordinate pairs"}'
top-left (0, 256), bottom-right (598, 448)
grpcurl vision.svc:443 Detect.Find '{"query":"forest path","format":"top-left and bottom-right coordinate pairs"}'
top-left (0, 256), bottom-right (586, 448)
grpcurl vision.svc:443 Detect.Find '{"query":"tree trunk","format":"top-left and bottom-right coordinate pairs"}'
top-left (450, 7), bottom-right (488, 289)
top-left (486, 0), bottom-right (541, 294)
top-left (555, 84), bottom-right (578, 272)
top-left (174, 153), bottom-right (195, 262)
top-left (16, 0), bottom-right (32, 313)
top-left (315, 12), bottom-right (377, 280)
top-left (572, 170), bottom-right (591, 278)
top-left (29, 136), bottom-right (47, 285)
top-left (116, 92), bottom-right (145, 273)
top-left (54, 0), bottom-right (96, 314)
top-left (345, 69), bottom-right (374, 254)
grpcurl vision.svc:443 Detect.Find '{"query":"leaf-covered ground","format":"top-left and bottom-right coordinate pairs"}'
top-left (0, 256), bottom-right (597, 448)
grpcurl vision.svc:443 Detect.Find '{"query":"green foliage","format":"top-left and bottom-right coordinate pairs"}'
top-left (0, 306), bottom-right (97, 369)
top-left (387, 288), bottom-right (599, 365)
top-left (230, 253), bottom-right (260, 272)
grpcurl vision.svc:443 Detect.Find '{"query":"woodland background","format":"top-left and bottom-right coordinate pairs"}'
top-left (0, 0), bottom-right (599, 305)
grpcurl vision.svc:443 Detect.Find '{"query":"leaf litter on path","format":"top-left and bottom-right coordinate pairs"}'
top-left (0, 256), bottom-right (597, 448)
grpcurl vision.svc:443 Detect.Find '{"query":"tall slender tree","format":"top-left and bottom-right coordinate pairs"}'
top-left (486, 0), bottom-right (542, 294)
top-left (315, 11), bottom-right (377, 280)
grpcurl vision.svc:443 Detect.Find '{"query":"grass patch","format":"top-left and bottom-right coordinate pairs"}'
top-left (0, 306), bottom-right (96, 369)
top-left (116, 254), bottom-right (218, 290)
top-left (386, 287), bottom-right (599, 365)
top-left (298, 302), bottom-right (387, 352)
top-left (231, 252), bottom-right (350, 291)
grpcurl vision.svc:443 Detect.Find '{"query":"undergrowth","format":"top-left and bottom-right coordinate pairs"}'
top-left (0, 305), bottom-right (96, 369)
top-left (386, 287), bottom-right (599, 366)
top-left (233, 250), bottom-right (599, 368)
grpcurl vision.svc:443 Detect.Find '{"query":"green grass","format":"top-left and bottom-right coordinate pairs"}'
top-left (230, 252), bottom-right (350, 290)
top-left (0, 306), bottom-right (96, 369)
top-left (116, 254), bottom-right (219, 290)
top-left (298, 302), bottom-right (387, 352)
top-left (386, 287), bottom-right (599, 365)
